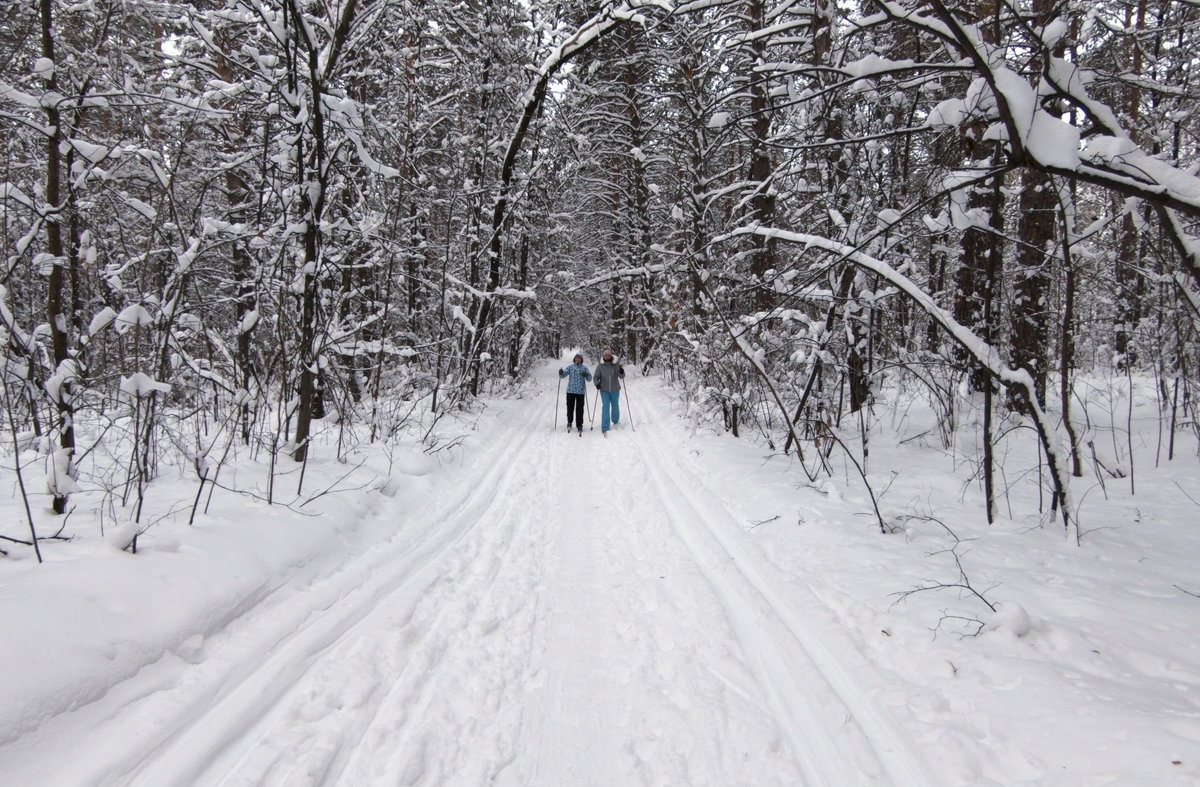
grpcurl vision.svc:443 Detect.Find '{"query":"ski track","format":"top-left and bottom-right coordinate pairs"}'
top-left (6, 366), bottom-right (934, 786)
top-left (629, 386), bottom-right (936, 787)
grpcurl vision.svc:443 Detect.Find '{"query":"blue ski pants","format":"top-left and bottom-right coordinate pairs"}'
top-left (600, 390), bottom-right (621, 432)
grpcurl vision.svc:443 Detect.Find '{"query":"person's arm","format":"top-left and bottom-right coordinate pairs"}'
top-left (584, 367), bottom-right (592, 381)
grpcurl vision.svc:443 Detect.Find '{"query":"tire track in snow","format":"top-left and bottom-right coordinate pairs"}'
top-left (628, 381), bottom-right (937, 787)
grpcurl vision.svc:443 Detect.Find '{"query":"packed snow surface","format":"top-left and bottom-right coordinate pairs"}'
top-left (0, 361), bottom-right (1197, 785)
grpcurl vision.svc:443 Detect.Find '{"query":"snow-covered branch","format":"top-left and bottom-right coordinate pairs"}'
top-left (730, 224), bottom-right (1078, 538)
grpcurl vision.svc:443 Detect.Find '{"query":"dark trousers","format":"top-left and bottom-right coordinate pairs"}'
top-left (566, 392), bottom-right (584, 429)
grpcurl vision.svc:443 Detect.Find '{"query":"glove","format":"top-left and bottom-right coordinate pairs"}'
top-left (559, 368), bottom-right (564, 374)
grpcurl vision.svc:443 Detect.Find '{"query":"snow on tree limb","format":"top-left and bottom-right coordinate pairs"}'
top-left (120, 372), bottom-right (173, 399)
top-left (729, 224), bottom-right (1078, 539)
top-left (879, 0), bottom-right (1200, 293)
top-left (470, 0), bottom-right (670, 389)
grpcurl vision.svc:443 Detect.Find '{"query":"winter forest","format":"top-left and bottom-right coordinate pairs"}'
top-left (2, 0), bottom-right (1200, 782)
top-left (3, 0), bottom-right (1198, 542)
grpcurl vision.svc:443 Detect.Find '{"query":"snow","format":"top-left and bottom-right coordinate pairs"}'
top-left (86, 306), bottom-right (118, 338)
top-left (68, 138), bottom-right (110, 164)
top-left (124, 197), bottom-right (157, 220)
top-left (43, 358), bottom-right (79, 402)
top-left (33, 57), bottom-right (54, 80)
top-left (707, 111), bottom-right (731, 129)
top-left (1081, 138), bottom-right (1200, 205)
top-left (992, 67), bottom-right (1035, 137)
top-left (987, 67), bottom-right (1083, 171)
top-left (920, 38), bottom-right (1200, 209)
top-left (1026, 110), bottom-right (1081, 170)
top-left (1040, 18), bottom-right (1069, 49)
top-left (0, 362), bottom-right (1198, 785)
top-left (114, 303), bottom-right (155, 333)
top-left (237, 309), bottom-right (261, 334)
top-left (493, 287), bottom-right (537, 300)
top-left (842, 54), bottom-right (918, 79)
top-left (119, 372), bottom-right (172, 398)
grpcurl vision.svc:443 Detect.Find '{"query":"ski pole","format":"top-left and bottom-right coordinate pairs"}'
top-left (589, 385), bottom-right (599, 430)
top-left (554, 372), bottom-right (562, 431)
top-left (624, 381), bottom-right (635, 431)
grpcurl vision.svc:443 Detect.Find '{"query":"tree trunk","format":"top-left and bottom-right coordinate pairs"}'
top-left (40, 0), bottom-right (76, 515)
top-left (1114, 0), bottom-right (1149, 369)
top-left (1010, 176), bottom-right (1054, 407)
top-left (509, 229), bottom-right (529, 377)
top-left (746, 0), bottom-right (776, 313)
top-left (1010, 0), bottom-right (1063, 409)
top-left (216, 31), bottom-right (258, 443)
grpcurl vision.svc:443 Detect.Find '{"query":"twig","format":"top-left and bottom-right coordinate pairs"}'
top-left (2, 363), bottom-right (41, 562)
top-left (823, 427), bottom-right (888, 534)
top-left (424, 432), bottom-right (467, 456)
top-left (747, 515), bottom-right (780, 530)
top-left (298, 456), bottom-right (370, 508)
top-left (931, 612), bottom-right (986, 639)
top-left (890, 534), bottom-right (998, 638)
top-left (1173, 481), bottom-right (1200, 508)
top-left (897, 429), bottom-right (933, 446)
top-left (189, 470), bottom-right (208, 525)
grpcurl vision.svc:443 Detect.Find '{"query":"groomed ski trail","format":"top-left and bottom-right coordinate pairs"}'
top-left (2, 364), bottom-right (939, 786)
top-left (630, 384), bottom-right (936, 786)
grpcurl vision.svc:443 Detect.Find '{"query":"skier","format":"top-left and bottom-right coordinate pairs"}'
top-left (593, 349), bottom-right (625, 436)
top-left (558, 354), bottom-right (592, 435)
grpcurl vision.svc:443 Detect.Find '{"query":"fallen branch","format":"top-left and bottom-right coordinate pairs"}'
top-left (747, 514), bottom-right (780, 530)
top-left (891, 520), bottom-right (998, 637)
top-left (298, 457), bottom-right (371, 509)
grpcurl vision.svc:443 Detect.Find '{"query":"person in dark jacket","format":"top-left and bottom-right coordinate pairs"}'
top-left (558, 354), bottom-right (592, 434)
top-left (593, 349), bottom-right (625, 436)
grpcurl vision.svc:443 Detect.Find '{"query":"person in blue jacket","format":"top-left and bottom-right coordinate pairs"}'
top-left (558, 354), bottom-right (592, 434)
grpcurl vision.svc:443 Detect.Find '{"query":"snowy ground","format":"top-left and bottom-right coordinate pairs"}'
top-left (1, 359), bottom-right (1198, 785)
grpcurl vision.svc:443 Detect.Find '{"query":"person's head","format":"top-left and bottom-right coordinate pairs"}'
top-left (603, 349), bottom-right (614, 362)
top-left (573, 353), bottom-right (583, 364)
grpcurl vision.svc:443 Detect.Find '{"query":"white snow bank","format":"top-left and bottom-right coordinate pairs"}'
top-left (0, 433), bottom-right (442, 751)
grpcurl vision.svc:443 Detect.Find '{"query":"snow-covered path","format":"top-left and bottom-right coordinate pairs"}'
top-left (0, 365), bottom-right (937, 786)
top-left (5, 362), bottom-right (1200, 786)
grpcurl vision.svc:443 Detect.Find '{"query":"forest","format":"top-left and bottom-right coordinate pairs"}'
top-left (1, 0), bottom-right (1198, 555)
